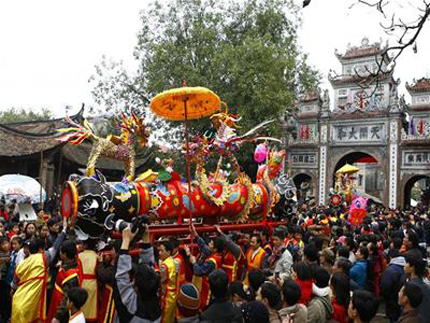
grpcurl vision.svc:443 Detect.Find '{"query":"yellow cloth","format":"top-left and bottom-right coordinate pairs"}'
top-left (79, 250), bottom-right (99, 321)
top-left (161, 257), bottom-right (178, 323)
top-left (12, 253), bottom-right (47, 323)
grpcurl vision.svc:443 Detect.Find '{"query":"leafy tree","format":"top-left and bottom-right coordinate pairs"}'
top-left (90, 0), bottom-right (320, 175)
top-left (0, 107), bottom-right (53, 124)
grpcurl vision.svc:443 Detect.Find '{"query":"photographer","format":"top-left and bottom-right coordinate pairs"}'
top-left (115, 224), bottom-right (162, 322)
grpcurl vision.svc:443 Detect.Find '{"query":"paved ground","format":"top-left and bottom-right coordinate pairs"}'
top-left (372, 301), bottom-right (389, 323)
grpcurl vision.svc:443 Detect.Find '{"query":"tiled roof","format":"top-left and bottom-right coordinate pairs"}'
top-left (0, 109), bottom-right (83, 157)
top-left (61, 142), bottom-right (153, 170)
top-left (336, 38), bottom-right (387, 60)
top-left (406, 78), bottom-right (430, 93)
top-left (328, 73), bottom-right (392, 86)
top-left (342, 46), bottom-right (383, 59)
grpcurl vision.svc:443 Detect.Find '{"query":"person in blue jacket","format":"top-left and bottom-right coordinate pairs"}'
top-left (350, 246), bottom-right (368, 290)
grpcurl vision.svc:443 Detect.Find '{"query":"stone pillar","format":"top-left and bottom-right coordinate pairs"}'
top-left (319, 124), bottom-right (328, 205)
top-left (388, 120), bottom-right (399, 208)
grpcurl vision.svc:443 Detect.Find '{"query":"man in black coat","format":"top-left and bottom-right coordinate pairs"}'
top-left (200, 269), bottom-right (242, 323)
top-left (404, 251), bottom-right (430, 323)
top-left (380, 250), bottom-right (406, 322)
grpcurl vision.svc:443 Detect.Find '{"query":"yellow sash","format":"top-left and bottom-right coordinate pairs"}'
top-left (12, 253), bottom-right (47, 323)
top-left (161, 257), bottom-right (178, 323)
top-left (79, 250), bottom-right (99, 320)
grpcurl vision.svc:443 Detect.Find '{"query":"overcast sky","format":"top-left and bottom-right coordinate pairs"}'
top-left (0, 0), bottom-right (428, 117)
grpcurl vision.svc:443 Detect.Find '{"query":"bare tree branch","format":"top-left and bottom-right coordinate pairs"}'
top-left (350, 0), bottom-right (388, 18)
top-left (346, 0), bottom-right (430, 94)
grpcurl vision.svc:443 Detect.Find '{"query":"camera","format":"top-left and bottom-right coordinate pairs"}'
top-left (115, 215), bottom-right (149, 233)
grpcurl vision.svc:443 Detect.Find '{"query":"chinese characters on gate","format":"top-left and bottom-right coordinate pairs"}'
top-left (333, 124), bottom-right (384, 143)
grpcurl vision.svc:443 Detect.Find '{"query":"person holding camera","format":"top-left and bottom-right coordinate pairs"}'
top-left (115, 224), bottom-right (162, 322)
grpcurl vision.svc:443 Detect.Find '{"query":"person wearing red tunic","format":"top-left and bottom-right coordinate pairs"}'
top-left (188, 224), bottom-right (223, 310)
top-left (47, 240), bottom-right (82, 323)
top-left (215, 225), bottom-right (242, 283)
top-left (97, 243), bottom-right (119, 323)
top-left (171, 238), bottom-right (187, 288)
top-left (11, 218), bottom-right (68, 323)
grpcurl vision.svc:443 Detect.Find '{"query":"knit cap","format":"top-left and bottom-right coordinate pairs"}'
top-left (177, 283), bottom-right (200, 317)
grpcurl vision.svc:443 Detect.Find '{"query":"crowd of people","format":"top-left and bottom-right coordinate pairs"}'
top-left (0, 202), bottom-right (430, 323)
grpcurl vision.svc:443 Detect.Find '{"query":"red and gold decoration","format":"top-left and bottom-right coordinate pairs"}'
top-left (59, 85), bottom-right (289, 237)
top-left (58, 112), bottom-right (149, 182)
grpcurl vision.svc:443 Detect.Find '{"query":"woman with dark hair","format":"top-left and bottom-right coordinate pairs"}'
top-left (24, 222), bottom-right (36, 240)
top-left (366, 241), bottom-right (383, 296)
top-left (292, 261), bottom-right (313, 306)
top-left (229, 281), bottom-right (248, 307)
top-left (38, 224), bottom-right (50, 246)
top-left (330, 272), bottom-right (350, 323)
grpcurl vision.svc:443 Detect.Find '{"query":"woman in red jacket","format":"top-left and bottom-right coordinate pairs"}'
top-left (292, 261), bottom-right (313, 306)
top-left (330, 272), bottom-right (350, 323)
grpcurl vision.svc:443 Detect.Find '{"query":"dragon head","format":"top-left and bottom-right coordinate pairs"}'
top-left (210, 103), bottom-right (242, 130)
top-left (267, 149), bottom-right (286, 179)
top-left (120, 112), bottom-right (150, 148)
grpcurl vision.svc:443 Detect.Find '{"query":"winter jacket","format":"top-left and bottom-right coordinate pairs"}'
top-left (200, 297), bottom-right (242, 323)
top-left (409, 278), bottom-right (430, 323)
top-left (296, 279), bottom-right (313, 306)
top-left (307, 285), bottom-right (333, 323)
top-left (380, 256), bottom-right (406, 321)
top-left (275, 248), bottom-right (293, 280)
top-left (115, 247), bottom-right (162, 323)
top-left (398, 309), bottom-right (422, 323)
top-left (350, 259), bottom-right (367, 289)
top-left (331, 298), bottom-right (347, 323)
top-left (278, 304), bottom-right (308, 323)
top-left (268, 308), bottom-right (282, 323)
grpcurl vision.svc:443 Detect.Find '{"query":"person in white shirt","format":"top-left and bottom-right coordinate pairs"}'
top-left (67, 287), bottom-right (88, 323)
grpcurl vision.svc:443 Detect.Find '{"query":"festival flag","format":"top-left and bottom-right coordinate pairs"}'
top-left (419, 120), bottom-right (424, 134)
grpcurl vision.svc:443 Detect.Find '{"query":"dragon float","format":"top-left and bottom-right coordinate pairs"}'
top-left (59, 103), bottom-right (296, 238)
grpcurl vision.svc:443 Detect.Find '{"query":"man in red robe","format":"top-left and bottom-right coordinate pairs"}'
top-left (47, 240), bottom-right (82, 323)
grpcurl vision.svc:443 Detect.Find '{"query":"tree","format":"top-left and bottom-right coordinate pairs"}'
top-left (90, 0), bottom-right (320, 175)
top-left (0, 107), bottom-right (53, 124)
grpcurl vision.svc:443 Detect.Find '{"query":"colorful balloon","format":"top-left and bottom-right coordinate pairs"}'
top-left (254, 143), bottom-right (268, 163)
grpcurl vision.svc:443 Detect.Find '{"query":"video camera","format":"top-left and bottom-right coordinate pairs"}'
top-left (114, 215), bottom-right (149, 234)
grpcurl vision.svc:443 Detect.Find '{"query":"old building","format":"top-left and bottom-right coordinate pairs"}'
top-left (0, 109), bottom-right (152, 204)
top-left (287, 38), bottom-right (430, 208)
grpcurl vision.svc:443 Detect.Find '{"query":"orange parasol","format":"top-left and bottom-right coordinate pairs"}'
top-left (150, 86), bottom-right (221, 121)
top-left (150, 85), bottom-right (221, 223)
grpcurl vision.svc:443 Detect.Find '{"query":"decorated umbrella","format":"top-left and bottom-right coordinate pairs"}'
top-left (0, 174), bottom-right (46, 204)
top-left (150, 85), bottom-right (221, 223)
top-left (336, 163), bottom-right (360, 174)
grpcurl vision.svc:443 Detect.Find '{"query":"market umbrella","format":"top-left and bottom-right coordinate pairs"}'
top-left (150, 86), bottom-right (221, 222)
top-left (0, 174), bottom-right (46, 204)
top-left (336, 163), bottom-right (360, 174)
